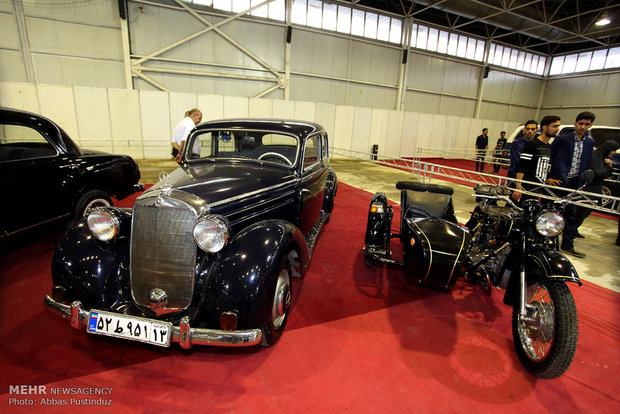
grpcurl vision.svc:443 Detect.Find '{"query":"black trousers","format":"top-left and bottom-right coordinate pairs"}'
top-left (475, 150), bottom-right (485, 172)
top-left (561, 177), bottom-right (580, 250)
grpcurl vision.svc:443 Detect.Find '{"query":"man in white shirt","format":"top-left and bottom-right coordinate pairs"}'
top-left (172, 108), bottom-right (202, 163)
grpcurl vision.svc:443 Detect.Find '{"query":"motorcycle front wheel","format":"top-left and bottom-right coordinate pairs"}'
top-left (511, 276), bottom-right (578, 379)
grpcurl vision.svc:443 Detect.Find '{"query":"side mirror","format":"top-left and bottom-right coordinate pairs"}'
top-left (581, 169), bottom-right (594, 185)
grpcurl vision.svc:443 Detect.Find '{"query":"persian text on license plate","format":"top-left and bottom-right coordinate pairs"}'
top-left (87, 310), bottom-right (172, 347)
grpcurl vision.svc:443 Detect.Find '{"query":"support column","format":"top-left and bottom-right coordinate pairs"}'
top-left (473, 40), bottom-right (492, 118)
top-left (284, 0), bottom-right (292, 100)
top-left (12, 0), bottom-right (36, 83)
top-left (396, 17), bottom-right (412, 111)
top-left (119, 0), bottom-right (133, 89)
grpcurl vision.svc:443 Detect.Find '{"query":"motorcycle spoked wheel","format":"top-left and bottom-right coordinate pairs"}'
top-left (511, 274), bottom-right (578, 379)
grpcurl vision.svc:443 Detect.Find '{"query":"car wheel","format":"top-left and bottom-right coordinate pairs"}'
top-left (75, 190), bottom-right (112, 219)
top-left (601, 185), bottom-right (611, 207)
top-left (260, 257), bottom-right (292, 346)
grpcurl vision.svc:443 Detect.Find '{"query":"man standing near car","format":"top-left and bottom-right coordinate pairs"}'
top-left (547, 111), bottom-right (596, 258)
top-left (475, 128), bottom-right (489, 172)
top-left (172, 108), bottom-right (202, 163)
top-left (507, 120), bottom-right (538, 179)
top-left (493, 131), bottom-right (507, 174)
top-left (512, 115), bottom-right (562, 203)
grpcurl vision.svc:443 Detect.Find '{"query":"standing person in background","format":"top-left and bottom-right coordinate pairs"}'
top-left (475, 128), bottom-right (489, 172)
top-left (511, 115), bottom-right (562, 203)
top-left (507, 120), bottom-right (538, 179)
top-left (172, 108), bottom-right (202, 163)
top-left (493, 131), bottom-right (508, 174)
top-left (547, 111), bottom-right (596, 258)
top-left (574, 140), bottom-right (619, 233)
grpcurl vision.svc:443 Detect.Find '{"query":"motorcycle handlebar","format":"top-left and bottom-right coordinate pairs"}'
top-left (472, 194), bottom-right (524, 211)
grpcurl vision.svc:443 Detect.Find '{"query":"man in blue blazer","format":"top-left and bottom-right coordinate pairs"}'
top-left (547, 111), bottom-right (596, 258)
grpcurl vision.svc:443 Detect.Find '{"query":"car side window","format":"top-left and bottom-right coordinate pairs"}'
top-left (0, 124), bottom-right (57, 162)
top-left (303, 136), bottom-right (320, 170)
top-left (322, 134), bottom-right (328, 159)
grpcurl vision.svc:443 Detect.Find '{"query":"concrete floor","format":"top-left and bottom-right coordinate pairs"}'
top-left (136, 158), bottom-right (620, 293)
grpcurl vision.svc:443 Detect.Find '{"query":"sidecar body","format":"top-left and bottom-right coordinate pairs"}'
top-left (364, 181), bottom-right (471, 289)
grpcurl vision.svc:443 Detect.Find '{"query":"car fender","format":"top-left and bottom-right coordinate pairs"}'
top-left (503, 248), bottom-right (581, 307)
top-left (51, 208), bottom-right (132, 309)
top-left (321, 168), bottom-right (338, 213)
top-left (198, 219), bottom-right (309, 329)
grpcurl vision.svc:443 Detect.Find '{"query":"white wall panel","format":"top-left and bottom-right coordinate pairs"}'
top-left (404, 91), bottom-right (442, 115)
top-left (198, 95), bottom-right (224, 121)
top-left (455, 117), bottom-right (472, 149)
top-left (0, 12), bottom-right (20, 49)
top-left (0, 81), bottom-right (39, 112)
top-left (37, 84), bottom-right (78, 140)
top-left (351, 107), bottom-right (372, 155)
top-left (22, 1), bottom-right (119, 26)
top-left (369, 108), bottom-right (389, 157)
top-left (139, 90), bottom-right (170, 158)
top-left (294, 101), bottom-right (316, 122)
top-left (272, 99), bottom-right (295, 119)
top-left (249, 98), bottom-right (273, 118)
top-left (0, 50), bottom-right (28, 82)
top-left (442, 115), bottom-right (460, 152)
top-left (74, 87), bottom-right (112, 152)
top-left (430, 114), bottom-right (446, 152)
top-left (108, 88), bottom-right (143, 159)
top-left (400, 111), bottom-right (419, 158)
top-left (438, 95), bottom-right (476, 118)
top-left (385, 110), bottom-right (405, 158)
top-left (32, 54), bottom-right (125, 88)
top-left (223, 96), bottom-right (249, 118)
top-left (415, 113), bottom-right (434, 149)
top-left (333, 106), bottom-right (354, 151)
top-left (315, 103), bottom-right (336, 142)
top-left (26, 18), bottom-right (122, 60)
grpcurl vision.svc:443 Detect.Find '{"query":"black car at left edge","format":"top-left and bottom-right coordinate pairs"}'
top-left (0, 107), bottom-right (143, 239)
top-left (44, 119), bottom-right (338, 348)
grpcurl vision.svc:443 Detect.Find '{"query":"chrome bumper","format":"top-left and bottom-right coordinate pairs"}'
top-left (44, 295), bottom-right (262, 348)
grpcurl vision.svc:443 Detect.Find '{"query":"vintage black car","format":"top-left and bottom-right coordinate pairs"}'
top-left (0, 107), bottom-right (143, 239)
top-left (45, 119), bottom-right (338, 348)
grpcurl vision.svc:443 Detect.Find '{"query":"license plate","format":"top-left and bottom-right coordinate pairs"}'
top-left (87, 310), bottom-right (172, 347)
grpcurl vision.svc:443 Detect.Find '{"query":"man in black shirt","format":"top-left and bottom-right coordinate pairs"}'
top-left (492, 131), bottom-right (507, 173)
top-left (512, 116), bottom-right (562, 203)
top-left (475, 128), bottom-right (489, 172)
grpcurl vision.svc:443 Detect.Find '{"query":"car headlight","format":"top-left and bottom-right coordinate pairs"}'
top-left (193, 216), bottom-right (229, 253)
top-left (87, 209), bottom-right (119, 242)
top-left (535, 211), bottom-right (565, 237)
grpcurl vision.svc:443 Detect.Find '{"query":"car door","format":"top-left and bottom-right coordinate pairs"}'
top-left (298, 134), bottom-right (328, 235)
top-left (0, 122), bottom-right (71, 236)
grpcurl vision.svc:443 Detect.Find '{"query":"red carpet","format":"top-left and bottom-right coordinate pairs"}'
top-left (1, 183), bottom-right (619, 413)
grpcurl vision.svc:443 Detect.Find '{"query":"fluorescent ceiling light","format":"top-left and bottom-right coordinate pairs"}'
top-left (595, 16), bottom-right (611, 26)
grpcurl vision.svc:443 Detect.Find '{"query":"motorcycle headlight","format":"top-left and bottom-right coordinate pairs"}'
top-left (87, 209), bottom-right (119, 242)
top-left (193, 216), bottom-right (229, 253)
top-left (535, 211), bottom-right (565, 237)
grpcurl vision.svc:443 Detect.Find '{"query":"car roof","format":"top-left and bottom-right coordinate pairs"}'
top-left (195, 119), bottom-right (325, 138)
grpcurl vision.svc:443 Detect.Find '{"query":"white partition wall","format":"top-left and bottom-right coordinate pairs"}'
top-left (0, 80), bottom-right (520, 160)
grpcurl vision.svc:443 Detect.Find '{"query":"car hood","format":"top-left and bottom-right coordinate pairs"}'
top-left (146, 160), bottom-right (297, 205)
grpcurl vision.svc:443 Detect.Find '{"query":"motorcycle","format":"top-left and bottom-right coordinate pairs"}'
top-left (363, 176), bottom-right (591, 379)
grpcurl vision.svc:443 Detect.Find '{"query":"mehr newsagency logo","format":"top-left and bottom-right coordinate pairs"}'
top-left (8, 384), bottom-right (113, 407)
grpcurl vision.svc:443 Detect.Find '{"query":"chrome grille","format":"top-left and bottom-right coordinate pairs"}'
top-left (130, 195), bottom-right (197, 313)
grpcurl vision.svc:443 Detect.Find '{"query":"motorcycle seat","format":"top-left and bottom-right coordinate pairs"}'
top-left (401, 189), bottom-right (458, 223)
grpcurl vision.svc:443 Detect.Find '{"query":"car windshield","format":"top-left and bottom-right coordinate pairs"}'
top-left (185, 129), bottom-right (299, 166)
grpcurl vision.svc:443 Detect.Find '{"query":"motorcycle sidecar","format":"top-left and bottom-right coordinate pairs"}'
top-left (363, 181), bottom-right (471, 290)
